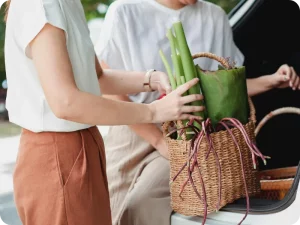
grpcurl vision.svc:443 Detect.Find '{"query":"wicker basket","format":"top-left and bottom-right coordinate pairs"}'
top-left (162, 53), bottom-right (261, 216)
top-left (255, 107), bottom-right (300, 200)
top-left (258, 167), bottom-right (296, 200)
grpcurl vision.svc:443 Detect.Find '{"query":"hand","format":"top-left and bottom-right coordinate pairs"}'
top-left (150, 71), bottom-right (172, 94)
top-left (154, 137), bottom-right (169, 160)
top-left (271, 64), bottom-right (300, 90)
top-left (149, 78), bottom-right (205, 123)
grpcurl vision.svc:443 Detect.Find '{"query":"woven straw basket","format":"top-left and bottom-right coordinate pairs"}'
top-left (162, 53), bottom-right (261, 216)
top-left (255, 107), bottom-right (300, 200)
top-left (259, 167), bottom-right (296, 200)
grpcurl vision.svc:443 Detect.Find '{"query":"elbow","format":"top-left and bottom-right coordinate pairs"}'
top-left (52, 105), bottom-right (70, 120)
top-left (50, 94), bottom-right (77, 120)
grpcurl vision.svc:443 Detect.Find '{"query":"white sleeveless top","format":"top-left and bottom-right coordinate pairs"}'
top-left (5, 0), bottom-right (101, 132)
top-left (95, 0), bottom-right (244, 104)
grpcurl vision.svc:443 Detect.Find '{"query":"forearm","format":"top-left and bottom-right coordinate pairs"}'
top-left (105, 94), bottom-right (164, 148)
top-left (247, 75), bottom-right (273, 96)
top-left (99, 69), bottom-right (149, 95)
top-left (61, 90), bottom-right (153, 126)
top-left (131, 123), bottom-right (163, 148)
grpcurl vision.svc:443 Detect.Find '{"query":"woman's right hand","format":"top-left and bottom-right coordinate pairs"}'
top-left (149, 78), bottom-right (205, 123)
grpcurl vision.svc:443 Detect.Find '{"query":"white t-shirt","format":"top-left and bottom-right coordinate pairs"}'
top-left (5, 0), bottom-right (101, 132)
top-left (95, 0), bottom-right (244, 104)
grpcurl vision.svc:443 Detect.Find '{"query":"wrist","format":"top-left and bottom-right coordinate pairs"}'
top-left (155, 137), bottom-right (169, 159)
top-left (265, 74), bottom-right (277, 89)
top-left (155, 137), bottom-right (166, 150)
top-left (149, 70), bottom-right (161, 90)
top-left (146, 103), bottom-right (156, 124)
top-left (256, 75), bottom-right (274, 91)
top-left (143, 69), bottom-right (156, 92)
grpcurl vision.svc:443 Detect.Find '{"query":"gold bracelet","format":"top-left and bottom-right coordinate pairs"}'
top-left (143, 69), bottom-right (156, 92)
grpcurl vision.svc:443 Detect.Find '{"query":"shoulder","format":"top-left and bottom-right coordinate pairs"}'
top-left (9, 0), bottom-right (67, 26)
top-left (196, 0), bottom-right (227, 17)
top-left (11, 0), bottom-right (66, 21)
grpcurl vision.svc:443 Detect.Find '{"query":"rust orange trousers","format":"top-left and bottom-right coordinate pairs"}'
top-left (13, 126), bottom-right (112, 225)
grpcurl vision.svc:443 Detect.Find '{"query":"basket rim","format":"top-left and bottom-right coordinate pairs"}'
top-left (164, 120), bottom-right (256, 143)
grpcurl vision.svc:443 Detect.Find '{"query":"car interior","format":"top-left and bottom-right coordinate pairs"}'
top-left (222, 0), bottom-right (300, 213)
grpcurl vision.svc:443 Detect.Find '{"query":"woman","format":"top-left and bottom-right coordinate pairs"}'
top-left (4, 0), bottom-right (205, 225)
top-left (95, 0), bottom-right (300, 225)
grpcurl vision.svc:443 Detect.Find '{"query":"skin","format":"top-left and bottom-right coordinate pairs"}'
top-left (102, 0), bottom-right (300, 160)
top-left (30, 24), bottom-right (205, 127)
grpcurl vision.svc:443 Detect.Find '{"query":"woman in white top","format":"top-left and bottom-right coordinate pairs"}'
top-left (95, 0), bottom-right (300, 224)
top-left (4, 0), bottom-right (205, 224)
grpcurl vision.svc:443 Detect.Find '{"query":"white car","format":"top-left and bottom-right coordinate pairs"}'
top-left (172, 0), bottom-right (300, 224)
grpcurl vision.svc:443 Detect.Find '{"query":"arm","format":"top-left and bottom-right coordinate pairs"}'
top-left (31, 24), bottom-right (204, 126)
top-left (220, 10), bottom-right (300, 96)
top-left (96, 58), bottom-right (171, 96)
top-left (105, 94), bottom-right (169, 159)
top-left (247, 76), bottom-right (275, 97)
top-left (247, 64), bottom-right (300, 97)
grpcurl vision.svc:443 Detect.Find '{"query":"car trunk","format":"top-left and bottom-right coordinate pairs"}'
top-left (222, 0), bottom-right (300, 213)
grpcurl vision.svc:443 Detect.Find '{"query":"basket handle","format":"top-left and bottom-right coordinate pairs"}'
top-left (162, 121), bottom-right (172, 139)
top-left (248, 97), bottom-right (256, 123)
top-left (192, 52), bottom-right (231, 69)
top-left (162, 120), bottom-right (188, 141)
top-left (255, 107), bottom-right (300, 136)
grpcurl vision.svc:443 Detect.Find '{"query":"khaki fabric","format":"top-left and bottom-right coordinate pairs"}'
top-left (105, 125), bottom-right (172, 225)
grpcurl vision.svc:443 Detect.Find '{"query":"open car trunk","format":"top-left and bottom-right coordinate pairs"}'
top-left (223, 163), bottom-right (300, 213)
top-left (223, 0), bottom-right (300, 214)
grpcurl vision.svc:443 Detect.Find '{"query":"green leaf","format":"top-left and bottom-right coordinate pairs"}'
top-left (218, 64), bottom-right (226, 70)
top-left (197, 66), bottom-right (249, 127)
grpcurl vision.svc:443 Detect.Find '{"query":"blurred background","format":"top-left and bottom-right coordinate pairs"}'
top-left (0, 0), bottom-right (240, 129)
top-left (0, 1), bottom-right (240, 224)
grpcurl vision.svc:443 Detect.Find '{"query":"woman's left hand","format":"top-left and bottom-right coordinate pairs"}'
top-left (150, 71), bottom-right (172, 94)
top-left (272, 64), bottom-right (300, 90)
